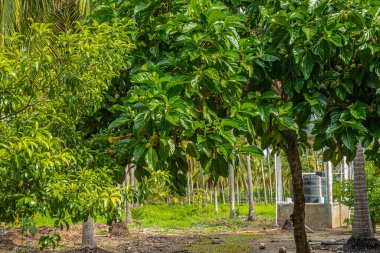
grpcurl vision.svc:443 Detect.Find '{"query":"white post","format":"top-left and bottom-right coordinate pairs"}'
top-left (275, 152), bottom-right (283, 226)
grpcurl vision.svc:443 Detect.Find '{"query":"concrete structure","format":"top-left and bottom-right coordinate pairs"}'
top-left (274, 150), bottom-right (352, 230)
top-left (277, 202), bottom-right (350, 229)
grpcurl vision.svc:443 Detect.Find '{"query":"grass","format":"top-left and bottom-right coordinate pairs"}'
top-left (130, 203), bottom-right (275, 232)
top-left (12, 203), bottom-right (275, 233)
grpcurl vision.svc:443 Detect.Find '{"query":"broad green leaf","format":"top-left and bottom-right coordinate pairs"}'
top-left (133, 143), bottom-right (145, 162)
top-left (108, 117), bottom-right (131, 129)
top-left (145, 147), bottom-right (158, 169)
top-left (239, 146), bottom-right (264, 157)
top-left (349, 102), bottom-right (367, 120)
top-left (341, 130), bottom-right (356, 151)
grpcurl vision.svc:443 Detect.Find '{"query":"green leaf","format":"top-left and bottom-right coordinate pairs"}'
top-left (349, 102), bottom-right (367, 120)
top-left (223, 118), bottom-right (246, 131)
top-left (300, 51), bottom-right (314, 80)
top-left (341, 130), bottom-right (356, 151)
top-left (133, 143), bottom-right (145, 162)
top-left (302, 27), bottom-right (317, 41)
top-left (239, 146), bottom-right (264, 157)
top-left (186, 142), bottom-right (199, 158)
top-left (323, 148), bottom-right (333, 162)
top-left (328, 35), bottom-right (343, 47)
top-left (108, 116), bottom-right (131, 129)
top-left (203, 68), bottom-right (219, 81)
top-left (145, 147), bottom-right (158, 169)
top-left (208, 134), bottom-right (223, 143)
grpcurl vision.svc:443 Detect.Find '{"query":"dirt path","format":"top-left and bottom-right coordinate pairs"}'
top-left (0, 224), bottom-right (377, 253)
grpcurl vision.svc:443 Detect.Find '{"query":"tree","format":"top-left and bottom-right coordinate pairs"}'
top-left (0, 19), bottom-right (133, 249)
top-left (0, 0), bottom-right (91, 36)
top-left (341, 144), bottom-right (380, 252)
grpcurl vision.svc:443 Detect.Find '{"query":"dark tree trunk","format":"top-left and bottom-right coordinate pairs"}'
top-left (282, 130), bottom-right (311, 253)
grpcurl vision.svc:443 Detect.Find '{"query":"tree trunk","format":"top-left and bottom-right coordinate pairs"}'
top-left (282, 130), bottom-right (311, 253)
top-left (267, 149), bottom-right (273, 203)
top-left (187, 170), bottom-right (191, 205)
top-left (200, 166), bottom-right (206, 205)
top-left (236, 170), bottom-right (240, 206)
top-left (255, 168), bottom-right (261, 203)
top-left (81, 217), bottom-right (96, 249)
top-left (214, 181), bottom-right (218, 213)
top-left (351, 144), bottom-right (374, 238)
top-left (125, 165), bottom-right (132, 223)
top-left (260, 159), bottom-right (268, 206)
top-left (343, 144), bottom-right (380, 252)
top-left (221, 180), bottom-right (226, 204)
top-left (129, 165), bottom-right (135, 207)
top-left (246, 154), bottom-right (256, 221)
top-left (229, 164), bottom-right (235, 218)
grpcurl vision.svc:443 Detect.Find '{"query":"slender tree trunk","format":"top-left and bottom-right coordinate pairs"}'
top-left (200, 166), bottom-right (206, 205)
top-left (187, 170), bottom-right (191, 205)
top-left (125, 165), bottom-right (132, 223)
top-left (221, 180), bottom-right (226, 204)
top-left (229, 164), bottom-right (235, 218)
top-left (352, 144), bottom-right (374, 238)
top-left (255, 167), bottom-right (261, 203)
top-left (236, 170), bottom-right (240, 206)
top-left (214, 181), bottom-right (218, 213)
top-left (81, 217), bottom-right (96, 249)
top-left (282, 130), bottom-right (311, 253)
top-left (267, 150), bottom-right (273, 203)
top-left (129, 165), bottom-right (135, 207)
top-left (246, 154), bottom-right (256, 221)
top-left (260, 159), bottom-right (268, 205)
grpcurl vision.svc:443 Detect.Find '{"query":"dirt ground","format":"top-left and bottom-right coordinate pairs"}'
top-left (0, 224), bottom-right (378, 253)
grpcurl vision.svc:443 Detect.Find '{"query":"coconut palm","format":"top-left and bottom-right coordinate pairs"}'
top-left (343, 144), bottom-right (380, 252)
top-left (0, 0), bottom-right (90, 36)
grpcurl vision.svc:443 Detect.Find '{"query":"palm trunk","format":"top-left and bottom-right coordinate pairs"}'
top-left (81, 217), bottom-right (96, 249)
top-left (255, 167), bottom-right (261, 203)
top-left (343, 144), bottom-right (380, 252)
top-left (260, 159), bottom-right (268, 206)
top-left (229, 164), bottom-right (235, 218)
top-left (214, 181), bottom-right (218, 213)
top-left (282, 130), bottom-right (310, 253)
top-left (352, 144), bottom-right (374, 238)
top-left (221, 180), bottom-right (226, 204)
top-left (267, 150), bottom-right (273, 203)
top-left (236, 170), bottom-right (240, 206)
top-left (187, 171), bottom-right (191, 205)
top-left (125, 165), bottom-right (132, 223)
top-left (200, 166), bottom-right (206, 205)
top-left (243, 154), bottom-right (256, 221)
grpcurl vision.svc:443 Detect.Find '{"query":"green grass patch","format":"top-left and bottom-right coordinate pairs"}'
top-left (132, 203), bottom-right (275, 232)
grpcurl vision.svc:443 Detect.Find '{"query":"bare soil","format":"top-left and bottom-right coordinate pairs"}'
top-left (0, 224), bottom-right (378, 253)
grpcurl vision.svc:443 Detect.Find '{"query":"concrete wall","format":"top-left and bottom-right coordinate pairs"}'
top-left (277, 203), bottom-right (349, 230)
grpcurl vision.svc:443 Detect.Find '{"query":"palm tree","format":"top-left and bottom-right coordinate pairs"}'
top-left (0, 0), bottom-right (90, 36)
top-left (343, 144), bottom-right (380, 252)
top-left (229, 164), bottom-right (235, 218)
top-left (246, 155), bottom-right (256, 220)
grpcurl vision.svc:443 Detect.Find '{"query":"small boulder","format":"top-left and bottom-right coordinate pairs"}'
top-left (279, 247), bottom-right (286, 253)
top-left (259, 243), bottom-right (265, 250)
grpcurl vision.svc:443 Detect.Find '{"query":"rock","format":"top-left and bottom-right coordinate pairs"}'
top-left (259, 243), bottom-right (265, 250)
top-left (279, 247), bottom-right (286, 253)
